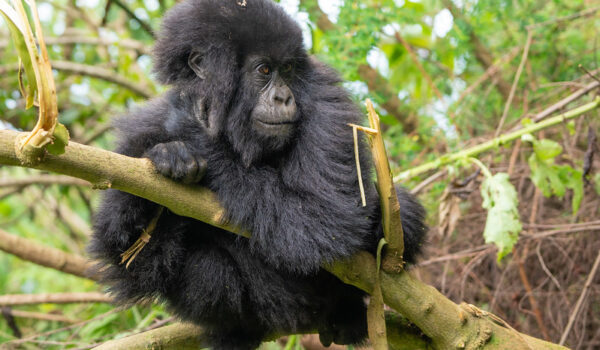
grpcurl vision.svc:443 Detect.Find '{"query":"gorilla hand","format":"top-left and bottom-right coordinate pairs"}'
top-left (145, 141), bottom-right (207, 184)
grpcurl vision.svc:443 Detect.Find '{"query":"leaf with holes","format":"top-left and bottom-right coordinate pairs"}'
top-left (481, 173), bottom-right (521, 261)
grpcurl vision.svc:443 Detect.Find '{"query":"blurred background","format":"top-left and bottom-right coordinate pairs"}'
top-left (0, 0), bottom-right (599, 349)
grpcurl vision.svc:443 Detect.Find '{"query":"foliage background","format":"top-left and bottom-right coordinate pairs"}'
top-left (0, 0), bottom-right (599, 349)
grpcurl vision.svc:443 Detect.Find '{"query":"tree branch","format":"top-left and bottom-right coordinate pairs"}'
top-left (0, 228), bottom-right (93, 279)
top-left (393, 97), bottom-right (600, 181)
top-left (0, 36), bottom-right (150, 55)
top-left (0, 129), bottom-right (568, 349)
top-left (0, 62), bottom-right (154, 98)
top-left (1, 308), bottom-right (77, 323)
top-left (93, 313), bottom-right (430, 350)
top-left (0, 174), bottom-right (90, 187)
top-left (0, 292), bottom-right (111, 306)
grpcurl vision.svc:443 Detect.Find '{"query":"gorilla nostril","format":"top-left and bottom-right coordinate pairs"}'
top-left (273, 93), bottom-right (291, 105)
top-left (285, 96), bottom-right (293, 106)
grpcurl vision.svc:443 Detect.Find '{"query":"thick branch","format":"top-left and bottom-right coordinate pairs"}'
top-left (0, 130), bottom-right (567, 349)
top-left (0, 129), bottom-right (239, 236)
top-left (93, 314), bottom-right (430, 350)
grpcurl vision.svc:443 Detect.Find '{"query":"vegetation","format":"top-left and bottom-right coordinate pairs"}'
top-left (0, 0), bottom-right (598, 349)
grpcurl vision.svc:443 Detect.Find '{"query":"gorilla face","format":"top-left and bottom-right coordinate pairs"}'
top-left (243, 55), bottom-right (299, 141)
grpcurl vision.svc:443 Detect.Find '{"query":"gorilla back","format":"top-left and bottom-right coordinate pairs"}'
top-left (88, 0), bottom-right (426, 349)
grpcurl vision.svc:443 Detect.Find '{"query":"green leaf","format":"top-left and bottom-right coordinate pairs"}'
top-left (529, 153), bottom-right (564, 197)
top-left (480, 173), bottom-right (521, 261)
top-left (46, 123), bottom-right (70, 155)
top-left (566, 121), bottom-right (576, 135)
top-left (0, 0), bottom-right (37, 108)
top-left (558, 165), bottom-right (583, 215)
top-left (533, 139), bottom-right (562, 161)
top-left (527, 137), bottom-right (583, 215)
top-left (79, 313), bottom-right (119, 339)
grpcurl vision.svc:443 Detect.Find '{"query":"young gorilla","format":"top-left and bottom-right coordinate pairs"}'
top-left (89, 0), bottom-right (426, 348)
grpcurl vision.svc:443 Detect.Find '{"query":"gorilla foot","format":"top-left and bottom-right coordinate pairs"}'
top-left (318, 321), bottom-right (367, 347)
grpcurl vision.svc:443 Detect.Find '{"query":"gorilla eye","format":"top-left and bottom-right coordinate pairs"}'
top-left (282, 63), bottom-right (293, 73)
top-left (258, 64), bottom-right (271, 75)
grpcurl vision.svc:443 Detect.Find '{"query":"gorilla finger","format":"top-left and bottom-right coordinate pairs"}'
top-left (180, 158), bottom-right (206, 184)
top-left (145, 143), bottom-right (175, 178)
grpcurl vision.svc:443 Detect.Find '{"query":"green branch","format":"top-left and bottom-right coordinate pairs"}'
top-left (394, 97), bottom-right (600, 182)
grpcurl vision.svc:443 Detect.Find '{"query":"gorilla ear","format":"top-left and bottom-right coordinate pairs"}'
top-left (188, 51), bottom-right (207, 79)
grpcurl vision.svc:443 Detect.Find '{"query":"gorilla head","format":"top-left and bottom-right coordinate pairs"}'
top-left (153, 0), bottom-right (308, 165)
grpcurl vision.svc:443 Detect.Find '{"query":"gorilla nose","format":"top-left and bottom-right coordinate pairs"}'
top-left (273, 87), bottom-right (294, 107)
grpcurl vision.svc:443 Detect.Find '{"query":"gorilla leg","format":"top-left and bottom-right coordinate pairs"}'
top-left (163, 237), bottom-right (267, 350)
top-left (317, 275), bottom-right (368, 346)
top-left (88, 190), bottom-right (187, 303)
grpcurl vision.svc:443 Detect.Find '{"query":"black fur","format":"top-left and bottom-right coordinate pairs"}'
top-left (88, 1), bottom-right (427, 349)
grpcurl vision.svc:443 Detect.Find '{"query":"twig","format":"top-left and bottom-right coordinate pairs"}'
top-left (525, 81), bottom-right (600, 125)
top-left (82, 124), bottom-right (113, 145)
top-left (535, 241), bottom-right (562, 291)
top-left (108, 0), bottom-right (155, 38)
top-left (3, 309), bottom-right (119, 347)
top-left (523, 225), bottom-right (600, 240)
top-left (394, 98), bottom-right (600, 181)
top-left (0, 229), bottom-right (94, 279)
top-left (417, 245), bottom-right (495, 267)
top-left (51, 61), bottom-right (154, 98)
top-left (526, 6), bottom-right (600, 30)
top-left (0, 62), bottom-right (154, 98)
top-left (5, 309), bottom-right (77, 323)
top-left (0, 174), bottom-right (90, 187)
top-left (0, 36), bottom-right (150, 55)
top-left (0, 292), bottom-right (112, 306)
top-left (495, 30), bottom-right (533, 137)
top-left (456, 47), bottom-right (521, 105)
top-left (523, 220), bottom-right (600, 229)
top-left (516, 190), bottom-right (550, 340)
top-left (394, 33), bottom-right (445, 104)
top-left (559, 249), bottom-right (600, 345)
top-left (410, 170), bottom-right (445, 195)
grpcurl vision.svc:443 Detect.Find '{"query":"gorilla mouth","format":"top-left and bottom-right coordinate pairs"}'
top-left (256, 119), bottom-right (297, 126)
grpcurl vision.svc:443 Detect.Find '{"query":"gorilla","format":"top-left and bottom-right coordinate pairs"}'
top-left (88, 0), bottom-right (426, 349)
